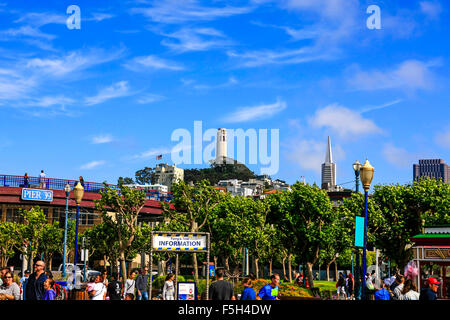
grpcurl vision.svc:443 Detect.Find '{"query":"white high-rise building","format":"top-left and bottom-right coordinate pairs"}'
top-left (321, 136), bottom-right (337, 191)
top-left (216, 128), bottom-right (227, 164)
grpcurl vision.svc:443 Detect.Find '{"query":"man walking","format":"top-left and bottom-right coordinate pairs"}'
top-left (256, 273), bottom-right (280, 300)
top-left (136, 267), bottom-right (150, 300)
top-left (208, 268), bottom-right (235, 300)
top-left (25, 261), bottom-right (47, 300)
top-left (420, 277), bottom-right (440, 300)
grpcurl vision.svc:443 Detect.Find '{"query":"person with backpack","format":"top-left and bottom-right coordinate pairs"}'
top-left (107, 272), bottom-right (123, 300)
top-left (42, 279), bottom-right (56, 300)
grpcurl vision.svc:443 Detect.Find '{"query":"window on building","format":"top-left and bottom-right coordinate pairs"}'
top-left (6, 208), bottom-right (23, 223)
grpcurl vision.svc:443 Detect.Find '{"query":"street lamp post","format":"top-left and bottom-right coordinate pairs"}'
top-left (352, 160), bottom-right (362, 300)
top-left (360, 159), bottom-right (374, 300)
top-left (62, 184), bottom-right (71, 278)
top-left (72, 182), bottom-right (84, 288)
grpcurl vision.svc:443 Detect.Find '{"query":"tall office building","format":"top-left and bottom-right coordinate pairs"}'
top-left (413, 159), bottom-right (450, 183)
top-left (321, 136), bottom-right (337, 190)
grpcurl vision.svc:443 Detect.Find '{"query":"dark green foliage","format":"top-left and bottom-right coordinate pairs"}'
top-left (184, 163), bottom-right (257, 185)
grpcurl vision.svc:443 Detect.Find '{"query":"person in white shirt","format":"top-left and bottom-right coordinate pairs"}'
top-left (89, 275), bottom-right (106, 300)
top-left (401, 279), bottom-right (420, 300)
top-left (39, 170), bottom-right (46, 189)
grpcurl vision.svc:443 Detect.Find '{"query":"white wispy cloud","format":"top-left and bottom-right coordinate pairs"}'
top-left (420, 1), bottom-right (442, 20)
top-left (223, 98), bottom-right (286, 123)
top-left (25, 48), bottom-right (125, 77)
top-left (130, 0), bottom-right (253, 24)
top-left (125, 55), bottom-right (185, 71)
top-left (382, 143), bottom-right (417, 168)
top-left (346, 60), bottom-right (439, 92)
top-left (85, 81), bottom-right (133, 106)
top-left (285, 138), bottom-right (346, 174)
top-left (435, 129), bottom-right (450, 149)
top-left (229, 0), bottom-right (360, 67)
top-left (360, 99), bottom-right (404, 114)
top-left (161, 27), bottom-right (233, 53)
top-left (91, 134), bottom-right (114, 144)
top-left (136, 93), bottom-right (165, 104)
top-left (182, 76), bottom-right (238, 90)
top-left (80, 160), bottom-right (106, 170)
top-left (308, 104), bottom-right (383, 139)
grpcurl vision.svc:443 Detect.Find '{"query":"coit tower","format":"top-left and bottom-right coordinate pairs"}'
top-left (216, 128), bottom-right (227, 164)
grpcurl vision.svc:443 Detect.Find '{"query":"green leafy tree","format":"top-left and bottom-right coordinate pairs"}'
top-left (268, 182), bottom-right (334, 288)
top-left (82, 222), bottom-right (120, 273)
top-left (0, 222), bottom-right (20, 266)
top-left (162, 180), bottom-right (222, 284)
top-left (118, 177), bottom-right (134, 185)
top-left (14, 206), bottom-right (48, 267)
top-left (372, 178), bottom-right (450, 271)
top-left (135, 167), bottom-right (156, 185)
top-left (39, 222), bottom-right (63, 270)
top-left (95, 184), bottom-right (147, 282)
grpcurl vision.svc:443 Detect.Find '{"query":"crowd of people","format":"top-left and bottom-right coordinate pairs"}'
top-left (0, 261), bottom-right (442, 301)
top-left (332, 270), bottom-right (441, 301)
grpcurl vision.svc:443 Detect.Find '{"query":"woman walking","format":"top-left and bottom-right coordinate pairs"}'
top-left (123, 270), bottom-right (137, 300)
top-left (162, 274), bottom-right (175, 300)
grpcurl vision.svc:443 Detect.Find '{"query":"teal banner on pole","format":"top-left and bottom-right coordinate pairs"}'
top-left (354, 216), bottom-right (365, 247)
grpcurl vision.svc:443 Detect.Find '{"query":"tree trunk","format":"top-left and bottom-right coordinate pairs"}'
top-left (225, 257), bottom-right (230, 271)
top-left (255, 258), bottom-right (259, 278)
top-left (269, 259), bottom-right (273, 276)
top-left (288, 254), bottom-right (293, 282)
top-left (193, 253), bottom-right (199, 284)
top-left (282, 256), bottom-right (286, 280)
top-left (326, 261), bottom-right (332, 281)
top-left (306, 262), bottom-right (314, 288)
top-left (120, 251), bottom-right (127, 284)
top-left (334, 259), bottom-right (338, 282)
top-left (48, 253), bottom-right (53, 271)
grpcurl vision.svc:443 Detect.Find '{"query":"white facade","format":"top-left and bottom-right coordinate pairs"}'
top-left (216, 128), bottom-right (227, 164)
top-left (154, 163), bottom-right (184, 192)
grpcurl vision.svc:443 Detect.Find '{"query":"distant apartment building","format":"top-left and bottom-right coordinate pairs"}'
top-left (413, 159), bottom-right (450, 183)
top-left (217, 179), bottom-right (256, 197)
top-left (154, 163), bottom-right (184, 192)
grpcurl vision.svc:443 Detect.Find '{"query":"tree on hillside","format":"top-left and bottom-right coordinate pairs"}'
top-left (118, 177), bottom-right (134, 185)
top-left (135, 167), bottom-right (157, 185)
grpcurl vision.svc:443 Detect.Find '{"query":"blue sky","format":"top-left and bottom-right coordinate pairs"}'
top-left (0, 0), bottom-right (449, 189)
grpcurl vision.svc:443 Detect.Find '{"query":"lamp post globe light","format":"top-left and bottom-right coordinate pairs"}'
top-left (352, 160), bottom-right (362, 300)
top-left (62, 184), bottom-right (71, 278)
top-left (72, 182), bottom-right (84, 288)
top-left (360, 159), bottom-right (374, 300)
